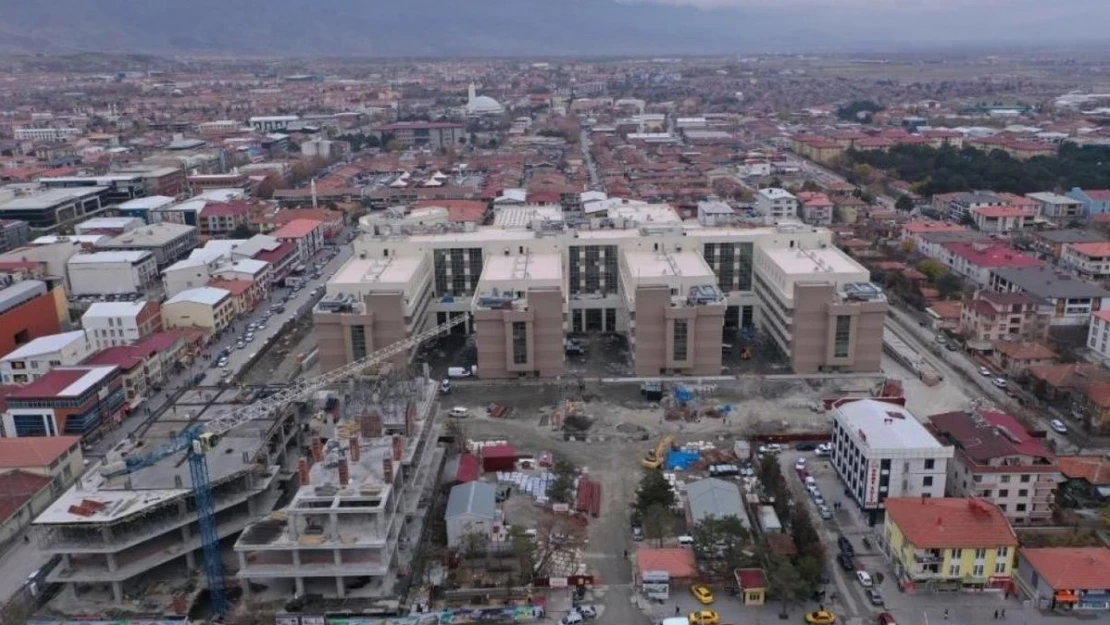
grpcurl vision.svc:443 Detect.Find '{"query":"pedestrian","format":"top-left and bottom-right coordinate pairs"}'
top-left (623, 550), bottom-right (628, 558)
top-left (943, 609), bottom-right (949, 620)
top-left (1001, 609), bottom-right (1006, 619)
top-left (675, 606), bottom-right (680, 615)
top-left (23, 535), bottom-right (29, 544)
top-left (994, 610), bottom-right (999, 619)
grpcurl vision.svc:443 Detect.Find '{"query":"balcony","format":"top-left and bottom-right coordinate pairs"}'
top-left (913, 551), bottom-right (943, 564)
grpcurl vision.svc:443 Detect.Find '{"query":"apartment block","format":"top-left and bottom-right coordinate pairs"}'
top-left (66, 251), bottom-right (159, 295)
top-left (81, 301), bottom-right (163, 350)
top-left (929, 409), bottom-right (1060, 525)
top-left (1062, 242), bottom-right (1110, 280)
top-left (754, 188), bottom-right (798, 220)
top-left (959, 290), bottom-right (1049, 344)
top-left (830, 398), bottom-right (953, 523)
top-left (0, 331), bottom-right (93, 385)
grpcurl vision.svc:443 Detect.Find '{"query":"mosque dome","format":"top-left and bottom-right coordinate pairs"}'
top-left (466, 83), bottom-right (504, 115)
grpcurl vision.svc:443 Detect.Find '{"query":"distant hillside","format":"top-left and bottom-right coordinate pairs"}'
top-left (0, 0), bottom-right (1105, 57)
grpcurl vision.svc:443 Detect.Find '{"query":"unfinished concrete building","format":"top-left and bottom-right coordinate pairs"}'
top-left (234, 371), bottom-right (444, 600)
top-left (30, 387), bottom-right (302, 610)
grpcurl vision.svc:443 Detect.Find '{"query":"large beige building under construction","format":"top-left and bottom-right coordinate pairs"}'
top-left (315, 200), bottom-right (886, 376)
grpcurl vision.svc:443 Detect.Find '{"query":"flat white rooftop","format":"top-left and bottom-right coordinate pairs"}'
top-left (165, 286), bottom-right (229, 306)
top-left (331, 256), bottom-right (425, 290)
top-left (479, 253), bottom-right (562, 284)
top-left (834, 399), bottom-right (948, 451)
top-left (100, 222), bottom-right (196, 247)
top-left (83, 301), bottom-right (150, 319)
top-left (623, 249), bottom-right (715, 280)
top-left (607, 202), bottom-right (681, 225)
top-left (68, 250), bottom-right (152, 264)
top-left (0, 330), bottom-right (87, 360)
top-left (117, 196), bottom-right (176, 211)
top-left (493, 205), bottom-right (564, 229)
top-left (761, 246), bottom-right (868, 277)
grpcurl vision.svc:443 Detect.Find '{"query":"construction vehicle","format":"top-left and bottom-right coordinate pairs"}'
top-left (642, 434), bottom-right (675, 469)
top-left (98, 313), bottom-right (470, 616)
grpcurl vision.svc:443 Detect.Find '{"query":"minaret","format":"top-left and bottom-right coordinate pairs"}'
top-left (311, 178), bottom-right (318, 210)
top-left (468, 83), bottom-right (476, 105)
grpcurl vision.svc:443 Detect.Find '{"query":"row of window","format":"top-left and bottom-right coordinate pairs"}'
top-left (7, 359), bottom-right (62, 370)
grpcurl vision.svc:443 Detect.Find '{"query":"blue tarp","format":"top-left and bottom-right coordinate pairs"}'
top-left (665, 449), bottom-right (699, 471)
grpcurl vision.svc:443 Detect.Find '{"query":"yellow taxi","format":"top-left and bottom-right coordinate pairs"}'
top-left (688, 610), bottom-right (720, 625)
top-left (690, 584), bottom-right (714, 605)
top-left (805, 610), bottom-right (837, 625)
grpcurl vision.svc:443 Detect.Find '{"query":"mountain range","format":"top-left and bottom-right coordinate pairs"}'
top-left (0, 0), bottom-right (1106, 57)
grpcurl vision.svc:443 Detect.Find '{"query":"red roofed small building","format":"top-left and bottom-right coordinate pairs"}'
top-left (884, 497), bottom-right (1018, 591)
top-left (479, 444), bottom-right (517, 472)
top-left (960, 290), bottom-right (1048, 344)
top-left (207, 278), bottom-right (263, 314)
top-left (1062, 242), bottom-right (1110, 280)
top-left (941, 240), bottom-right (1042, 286)
top-left (271, 219), bottom-right (324, 265)
top-left (83, 332), bottom-right (184, 404)
top-left (0, 436), bottom-right (83, 542)
top-left (1015, 547), bottom-right (1110, 611)
top-left (636, 547), bottom-right (697, 582)
top-left (796, 191), bottom-right (834, 226)
top-left (972, 205), bottom-right (1034, 233)
top-left (2, 365), bottom-right (124, 438)
top-left (929, 410), bottom-right (1059, 525)
top-left (199, 201), bottom-right (252, 237)
top-left (0, 471), bottom-right (53, 544)
top-left (733, 568), bottom-right (768, 606)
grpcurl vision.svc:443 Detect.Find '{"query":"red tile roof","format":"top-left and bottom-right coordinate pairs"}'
top-left (271, 219), bottom-right (322, 239)
top-left (1056, 456), bottom-right (1110, 485)
top-left (207, 278), bottom-right (253, 295)
top-left (734, 568), bottom-right (768, 590)
top-left (200, 201), bottom-right (252, 217)
top-left (455, 453), bottom-right (480, 483)
top-left (0, 471), bottom-right (52, 524)
top-left (1020, 548), bottom-right (1110, 590)
top-left (929, 410), bottom-right (1052, 463)
top-left (134, 330), bottom-right (183, 353)
top-left (884, 498), bottom-right (1018, 549)
top-left (976, 206), bottom-right (1028, 218)
top-left (11, 368), bottom-right (94, 398)
top-left (1084, 189), bottom-right (1110, 201)
top-left (0, 436), bottom-right (80, 468)
top-left (84, 346), bottom-right (145, 371)
top-left (636, 547), bottom-right (697, 578)
top-left (942, 241), bottom-right (1042, 269)
top-left (254, 240), bottom-right (297, 264)
top-left (1066, 242), bottom-right (1110, 258)
top-left (903, 222), bottom-right (967, 235)
top-left (413, 200), bottom-right (488, 223)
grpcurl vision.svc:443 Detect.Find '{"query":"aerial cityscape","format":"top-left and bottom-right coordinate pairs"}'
top-left (1, 18), bottom-right (1110, 625)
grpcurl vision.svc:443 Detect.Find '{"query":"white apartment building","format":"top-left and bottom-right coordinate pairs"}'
top-left (0, 331), bottom-right (93, 385)
top-left (830, 398), bottom-right (954, 523)
top-left (66, 251), bottom-right (158, 295)
top-left (81, 301), bottom-right (163, 350)
top-left (754, 188), bottom-right (798, 220)
top-left (14, 127), bottom-right (81, 142)
top-left (1087, 310), bottom-right (1110, 364)
top-left (1061, 242), bottom-right (1110, 280)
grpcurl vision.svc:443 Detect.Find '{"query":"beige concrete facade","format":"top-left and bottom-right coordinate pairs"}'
top-left (314, 292), bottom-right (408, 373)
top-left (632, 285), bottom-right (725, 376)
top-left (474, 288), bottom-right (565, 378)
top-left (790, 283), bottom-right (886, 374)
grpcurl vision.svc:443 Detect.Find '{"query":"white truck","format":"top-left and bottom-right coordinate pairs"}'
top-left (447, 365), bottom-right (477, 378)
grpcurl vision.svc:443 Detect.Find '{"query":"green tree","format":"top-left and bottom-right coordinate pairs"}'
top-left (917, 258), bottom-right (948, 282)
top-left (767, 560), bottom-right (807, 618)
top-left (230, 224), bottom-right (254, 239)
top-left (635, 469), bottom-right (676, 513)
top-left (895, 195), bottom-right (914, 212)
top-left (691, 515), bottom-right (752, 577)
top-left (546, 456), bottom-right (577, 504)
top-left (508, 525), bottom-right (537, 584)
top-left (641, 503), bottom-right (672, 547)
top-left (936, 273), bottom-right (965, 300)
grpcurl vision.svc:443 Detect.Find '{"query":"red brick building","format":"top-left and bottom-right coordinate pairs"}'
top-left (0, 281), bottom-right (63, 360)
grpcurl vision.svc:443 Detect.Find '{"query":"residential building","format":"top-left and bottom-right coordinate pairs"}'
top-left (989, 267), bottom-right (1110, 327)
top-left (161, 287), bottom-right (234, 333)
top-left (66, 251), bottom-right (159, 295)
top-left (74, 217), bottom-right (144, 237)
top-left (0, 280), bottom-right (63, 359)
top-left (1056, 456), bottom-right (1110, 505)
top-left (83, 331), bottom-right (184, 402)
top-left (1062, 242), bottom-right (1110, 279)
top-left (0, 187), bottom-right (110, 233)
top-left (1028, 229), bottom-right (1107, 261)
top-left (200, 201), bottom-right (251, 237)
top-left (940, 191), bottom-right (1006, 221)
top-left (1, 365), bottom-right (124, 438)
top-left (990, 341), bottom-right (1058, 377)
top-left (81, 301), bottom-right (163, 350)
top-left (115, 196), bottom-right (177, 224)
top-left (929, 410), bottom-right (1060, 525)
top-left (754, 188), bottom-right (798, 220)
top-left (883, 497), bottom-right (1017, 591)
top-left (472, 253), bottom-right (565, 379)
top-left (1015, 548), bottom-right (1110, 612)
top-left (971, 205), bottom-right (1033, 233)
top-left (1087, 310), bottom-right (1110, 365)
top-left (0, 331), bottom-right (93, 385)
top-left (13, 127), bottom-right (80, 142)
top-left (796, 192), bottom-right (833, 226)
top-left (444, 481), bottom-right (500, 549)
top-left (959, 290), bottom-right (1049, 344)
top-left (940, 241), bottom-right (1042, 286)
top-left (372, 121), bottom-right (466, 149)
top-left (0, 436), bottom-right (83, 543)
top-left (95, 222), bottom-right (198, 268)
top-left (1067, 188), bottom-right (1110, 217)
top-left (238, 235), bottom-right (298, 282)
top-left (830, 398), bottom-right (953, 522)
top-left (754, 247), bottom-right (886, 374)
top-left (271, 219), bottom-right (324, 264)
top-left (206, 278), bottom-right (262, 315)
top-left (832, 195), bottom-right (867, 225)
top-left (1027, 192), bottom-right (1084, 220)
top-left (38, 174), bottom-right (148, 205)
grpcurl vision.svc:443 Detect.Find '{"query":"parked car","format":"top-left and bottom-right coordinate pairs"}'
top-left (688, 610), bottom-right (720, 625)
top-left (559, 612), bottom-right (583, 625)
top-left (690, 584), bottom-right (714, 604)
top-left (1050, 419), bottom-right (1068, 434)
top-left (794, 442), bottom-right (817, 451)
top-left (573, 605), bottom-right (597, 619)
top-left (837, 536), bottom-right (854, 556)
top-left (795, 458), bottom-right (807, 471)
top-left (866, 588), bottom-right (884, 606)
top-left (877, 613), bottom-right (897, 625)
top-left (631, 525), bottom-right (644, 541)
top-left (856, 571), bottom-right (874, 587)
top-left (448, 407), bottom-right (470, 418)
top-left (979, 366), bottom-right (992, 376)
top-left (805, 611), bottom-right (837, 625)
top-left (818, 505), bottom-right (832, 520)
top-left (837, 553), bottom-right (855, 571)
top-left (993, 377), bottom-right (1007, 388)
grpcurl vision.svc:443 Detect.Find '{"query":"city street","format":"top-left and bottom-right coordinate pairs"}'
top-left (0, 235), bottom-right (354, 605)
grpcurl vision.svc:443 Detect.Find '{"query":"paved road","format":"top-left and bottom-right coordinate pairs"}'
top-left (0, 236), bottom-right (355, 606)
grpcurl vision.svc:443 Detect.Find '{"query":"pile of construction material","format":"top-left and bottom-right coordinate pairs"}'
top-left (574, 477), bottom-right (601, 517)
top-left (496, 470), bottom-right (555, 504)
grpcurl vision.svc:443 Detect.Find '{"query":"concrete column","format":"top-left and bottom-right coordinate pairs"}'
top-left (101, 526), bottom-right (112, 542)
top-left (185, 550), bottom-right (196, 571)
top-left (112, 581), bottom-right (123, 603)
top-left (294, 577), bottom-right (305, 595)
top-left (63, 582), bottom-right (77, 601)
top-left (335, 577), bottom-right (345, 598)
top-left (329, 513), bottom-right (338, 540)
top-left (238, 552), bottom-right (248, 571)
top-left (106, 553), bottom-right (118, 573)
top-left (292, 550), bottom-right (301, 566)
top-left (334, 549), bottom-right (342, 565)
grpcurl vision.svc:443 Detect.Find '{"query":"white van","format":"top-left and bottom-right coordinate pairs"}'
top-left (678, 535), bottom-right (695, 546)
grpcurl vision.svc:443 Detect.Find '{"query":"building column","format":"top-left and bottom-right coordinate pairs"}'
top-left (335, 577), bottom-right (346, 598)
top-left (106, 553), bottom-right (118, 573)
top-left (185, 550), bottom-right (196, 571)
top-left (292, 550), bottom-right (301, 567)
top-left (294, 576), bottom-right (305, 596)
top-left (112, 581), bottom-right (123, 603)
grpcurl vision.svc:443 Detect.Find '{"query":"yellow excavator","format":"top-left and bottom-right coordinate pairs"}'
top-left (642, 434), bottom-right (675, 469)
